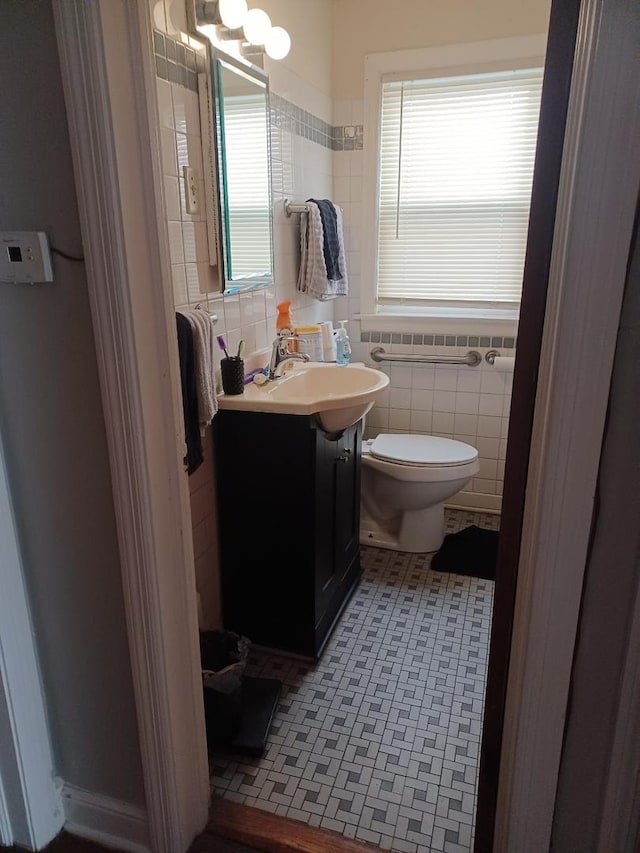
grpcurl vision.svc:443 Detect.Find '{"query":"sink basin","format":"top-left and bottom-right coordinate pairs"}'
top-left (217, 362), bottom-right (389, 432)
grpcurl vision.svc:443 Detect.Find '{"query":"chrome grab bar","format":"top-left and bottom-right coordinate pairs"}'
top-left (370, 346), bottom-right (482, 367)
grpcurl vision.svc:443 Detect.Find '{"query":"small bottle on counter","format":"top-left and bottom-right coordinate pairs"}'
top-left (334, 320), bottom-right (352, 366)
top-left (294, 324), bottom-right (324, 361)
top-left (276, 300), bottom-right (294, 337)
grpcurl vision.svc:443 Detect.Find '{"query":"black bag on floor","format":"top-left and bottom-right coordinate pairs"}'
top-left (199, 630), bottom-right (249, 749)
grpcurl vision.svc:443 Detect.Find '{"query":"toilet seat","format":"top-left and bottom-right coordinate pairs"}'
top-left (368, 434), bottom-right (478, 467)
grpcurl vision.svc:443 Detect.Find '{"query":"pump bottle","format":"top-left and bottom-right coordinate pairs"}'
top-left (334, 321), bottom-right (351, 366)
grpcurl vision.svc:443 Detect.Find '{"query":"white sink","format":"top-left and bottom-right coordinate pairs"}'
top-left (218, 362), bottom-right (389, 432)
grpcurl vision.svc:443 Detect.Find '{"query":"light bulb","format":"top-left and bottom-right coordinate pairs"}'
top-left (218, 0), bottom-right (247, 30)
top-left (243, 8), bottom-right (271, 45)
top-left (265, 26), bottom-right (291, 60)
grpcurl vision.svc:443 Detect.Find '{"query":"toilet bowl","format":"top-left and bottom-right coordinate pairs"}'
top-left (360, 434), bottom-right (480, 553)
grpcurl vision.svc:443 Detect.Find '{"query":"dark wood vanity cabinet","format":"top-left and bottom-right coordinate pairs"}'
top-left (213, 411), bottom-right (362, 658)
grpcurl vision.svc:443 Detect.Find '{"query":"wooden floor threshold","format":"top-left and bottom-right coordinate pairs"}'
top-left (201, 797), bottom-right (382, 853)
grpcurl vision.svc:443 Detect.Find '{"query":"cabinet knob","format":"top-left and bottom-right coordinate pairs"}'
top-left (336, 453), bottom-right (350, 463)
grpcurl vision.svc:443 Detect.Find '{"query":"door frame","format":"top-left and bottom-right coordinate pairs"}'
top-left (50, 1), bottom-right (211, 851)
top-left (0, 432), bottom-right (64, 849)
top-left (0, 0), bottom-right (625, 851)
top-left (479, 0), bottom-right (640, 849)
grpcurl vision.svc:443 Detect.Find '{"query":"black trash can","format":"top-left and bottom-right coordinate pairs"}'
top-left (199, 630), bottom-right (249, 751)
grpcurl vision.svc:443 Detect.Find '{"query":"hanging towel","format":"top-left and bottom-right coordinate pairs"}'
top-left (179, 308), bottom-right (217, 432)
top-left (176, 313), bottom-right (203, 474)
top-left (297, 200), bottom-right (348, 301)
top-left (310, 198), bottom-right (342, 280)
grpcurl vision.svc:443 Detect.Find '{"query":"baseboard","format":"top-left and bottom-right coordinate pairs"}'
top-left (61, 784), bottom-right (150, 853)
top-left (447, 490), bottom-right (502, 513)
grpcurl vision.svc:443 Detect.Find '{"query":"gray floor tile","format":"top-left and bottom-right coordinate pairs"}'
top-left (211, 509), bottom-right (496, 852)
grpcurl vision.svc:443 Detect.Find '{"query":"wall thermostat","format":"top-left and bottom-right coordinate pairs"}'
top-left (0, 231), bottom-right (54, 283)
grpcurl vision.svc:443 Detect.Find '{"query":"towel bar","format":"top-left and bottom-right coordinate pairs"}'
top-left (284, 199), bottom-right (343, 218)
top-left (370, 347), bottom-right (481, 367)
top-left (194, 304), bottom-right (218, 324)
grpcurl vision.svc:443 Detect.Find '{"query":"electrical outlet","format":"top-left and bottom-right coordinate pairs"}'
top-left (183, 165), bottom-right (199, 215)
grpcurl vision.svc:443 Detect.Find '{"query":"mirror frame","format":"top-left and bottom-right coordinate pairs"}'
top-left (209, 48), bottom-right (273, 294)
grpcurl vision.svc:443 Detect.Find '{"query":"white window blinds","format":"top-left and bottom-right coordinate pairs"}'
top-left (377, 68), bottom-right (543, 305)
top-left (221, 94), bottom-right (271, 279)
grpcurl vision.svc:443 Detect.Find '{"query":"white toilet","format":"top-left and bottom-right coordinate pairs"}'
top-left (360, 433), bottom-right (480, 553)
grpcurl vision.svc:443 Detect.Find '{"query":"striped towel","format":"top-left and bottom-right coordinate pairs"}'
top-left (178, 308), bottom-right (217, 431)
top-left (297, 200), bottom-right (348, 301)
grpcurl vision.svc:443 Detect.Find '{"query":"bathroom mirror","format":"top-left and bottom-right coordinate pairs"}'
top-left (209, 49), bottom-right (273, 292)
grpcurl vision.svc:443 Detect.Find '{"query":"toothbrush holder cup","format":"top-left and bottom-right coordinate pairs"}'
top-left (221, 357), bottom-right (244, 395)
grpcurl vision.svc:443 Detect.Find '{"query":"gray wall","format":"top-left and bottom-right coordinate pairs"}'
top-left (0, 1), bottom-right (144, 806)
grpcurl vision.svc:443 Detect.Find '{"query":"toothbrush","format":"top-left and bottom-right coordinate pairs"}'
top-left (236, 340), bottom-right (244, 359)
top-left (216, 335), bottom-right (229, 359)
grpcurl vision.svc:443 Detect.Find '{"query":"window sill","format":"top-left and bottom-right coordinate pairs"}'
top-left (357, 308), bottom-right (519, 337)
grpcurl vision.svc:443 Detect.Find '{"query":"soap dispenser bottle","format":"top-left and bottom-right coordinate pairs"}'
top-left (334, 321), bottom-right (352, 366)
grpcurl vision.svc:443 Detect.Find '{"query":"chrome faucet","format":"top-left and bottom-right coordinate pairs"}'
top-left (268, 336), bottom-right (310, 380)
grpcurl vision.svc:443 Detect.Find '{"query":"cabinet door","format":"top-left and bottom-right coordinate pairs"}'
top-left (314, 421), bottom-right (362, 639)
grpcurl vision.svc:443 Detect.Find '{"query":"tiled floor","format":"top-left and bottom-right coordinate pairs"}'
top-left (212, 509), bottom-right (498, 853)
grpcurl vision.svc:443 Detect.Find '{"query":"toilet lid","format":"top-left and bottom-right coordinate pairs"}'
top-left (369, 434), bottom-right (478, 467)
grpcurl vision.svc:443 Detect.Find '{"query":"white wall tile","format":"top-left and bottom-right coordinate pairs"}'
top-left (455, 392), bottom-right (479, 415)
top-left (477, 415), bottom-right (502, 438)
top-left (434, 368), bottom-right (457, 391)
top-left (167, 220), bottom-right (184, 264)
top-left (157, 79), bottom-right (174, 129)
top-left (432, 412), bottom-right (454, 433)
top-left (479, 458), bottom-right (498, 480)
top-left (171, 264), bottom-right (188, 306)
top-left (480, 370), bottom-right (508, 395)
top-left (160, 126), bottom-right (178, 176)
top-left (457, 368), bottom-right (482, 392)
top-left (182, 221), bottom-right (196, 263)
top-left (223, 295), bottom-right (241, 330)
top-left (454, 413), bottom-right (478, 435)
top-left (476, 437), bottom-right (500, 459)
top-left (478, 394), bottom-right (504, 417)
top-left (410, 410), bottom-right (432, 432)
top-left (239, 292), bottom-right (255, 326)
top-left (433, 390), bottom-right (456, 413)
top-left (390, 365), bottom-right (412, 389)
top-left (389, 409), bottom-right (411, 430)
top-left (390, 387), bottom-right (411, 409)
top-left (412, 366), bottom-right (435, 390)
top-left (164, 175), bottom-right (181, 221)
top-left (411, 389), bottom-right (433, 411)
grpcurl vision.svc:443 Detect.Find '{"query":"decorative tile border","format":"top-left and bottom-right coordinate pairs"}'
top-left (153, 29), bottom-right (205, 92)
top-left (270, 93), bottom-right (334, 150)
top-left (153, 31), bottom-right (363, 151)
top-left (361, 332), bottom-right (517, 349)
top-left (332, 125), bottom-right (364, 151)
top-left (271, 95), bottom-right (364, 150)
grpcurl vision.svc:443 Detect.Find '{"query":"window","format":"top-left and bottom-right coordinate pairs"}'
top-left (369, 55), bottom-right (543, 314)
top-left (220, 93), bottom-right (271, 279)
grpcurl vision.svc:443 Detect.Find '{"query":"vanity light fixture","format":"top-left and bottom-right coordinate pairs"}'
top-left (265, 26), bottom-right (291, 60)
top-left (242, 8), bottom-right (271, 45)
top-left (192, 0), bottom-right (291, 61)
top-left (218, 0), bottom-right (247, 29)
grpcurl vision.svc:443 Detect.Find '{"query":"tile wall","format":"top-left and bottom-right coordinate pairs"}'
top-left (154, 34), bottom-right (335, 373)
top-left (152, 11), bottom-right (337, 624)
top-left (333, 98), bottom-right (514, 510)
